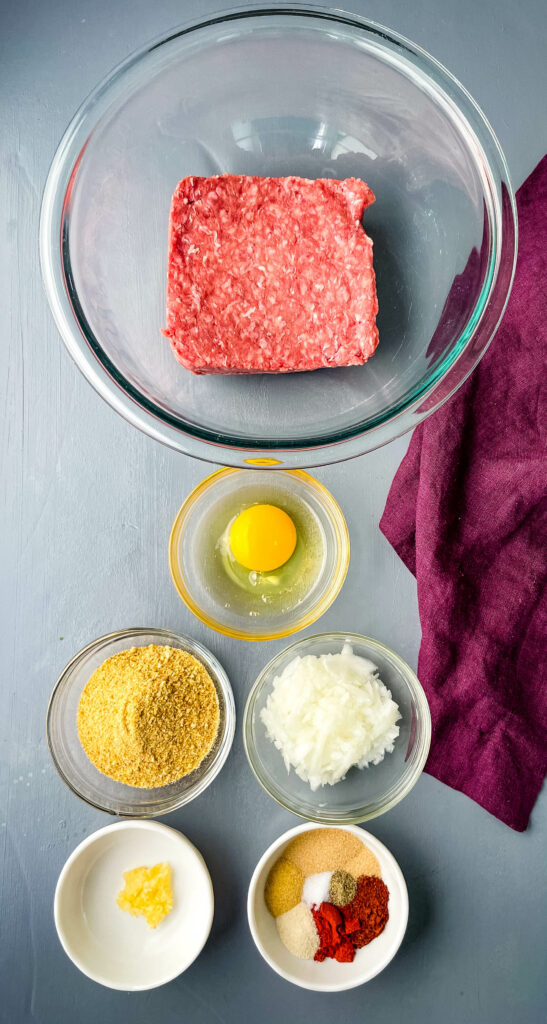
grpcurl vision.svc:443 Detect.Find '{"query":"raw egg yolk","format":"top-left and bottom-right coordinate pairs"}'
top-left (229, 504), bottom-right (297, 572)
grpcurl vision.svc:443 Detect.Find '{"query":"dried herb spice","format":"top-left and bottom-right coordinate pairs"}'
top-left (329, 869), bottom-right (357, 907)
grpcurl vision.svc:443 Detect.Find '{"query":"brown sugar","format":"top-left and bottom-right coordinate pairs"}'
top-left (284, 828), bottom-right (364, 875)
top-left (77, 645), bottom-right (219, 788)
top-left (344, 845), bottom-right (381, 879)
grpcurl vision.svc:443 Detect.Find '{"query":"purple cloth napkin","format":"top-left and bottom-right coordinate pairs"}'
top-left (380, 157), bottom-right (547, 831)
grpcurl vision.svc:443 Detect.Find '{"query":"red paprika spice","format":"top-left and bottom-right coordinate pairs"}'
top-left (311, 902), bottom-right (355, 963)
top-left (310, 875), bottom-right (390, 963)
top-left (341, 875), bottom-right (390, 948)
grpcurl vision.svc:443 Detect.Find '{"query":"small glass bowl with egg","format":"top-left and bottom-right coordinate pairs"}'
top-left (169, 469), bottom-right (349, 640)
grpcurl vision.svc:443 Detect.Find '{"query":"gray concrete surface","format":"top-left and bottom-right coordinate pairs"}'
top-left (1, 1), bottom-right (546, 1022)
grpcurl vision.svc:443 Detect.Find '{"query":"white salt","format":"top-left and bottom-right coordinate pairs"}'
top-left (302, 871), bottom-right (333, 908)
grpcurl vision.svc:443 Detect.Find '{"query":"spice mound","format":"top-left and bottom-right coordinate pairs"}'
top-left (117, 861), bottom-right (173, 928)
top-left (77, 645), bottom-right (220, 788)
top-left (264, 828), bottom-right (388, 963)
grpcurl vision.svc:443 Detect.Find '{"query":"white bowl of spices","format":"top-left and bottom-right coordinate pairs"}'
top-left (46, 627), bottom-right (235, 816)
top-left (54, 820), bottom-right (214, 990)
top-left (248, 823), bottom-right (408, 991)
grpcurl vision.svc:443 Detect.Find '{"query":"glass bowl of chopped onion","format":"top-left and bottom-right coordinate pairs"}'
top-left (46, 627), bottom-right (235, 817)
top-left (243, 632), bottom-right (431, 823)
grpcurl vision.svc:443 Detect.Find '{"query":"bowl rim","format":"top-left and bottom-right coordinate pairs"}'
top-left (168, 468), bottom-right (350, 641)
top-left (39, 3), bottom-right (518, 467)
top-left (243, 630), bottom-right (432, 823)
top-left (46, 627), bottom-right (236, 817)
top-left (247, 821), bottom-right (409, 990)
top-left (54, 820), bottom-right (214, 990)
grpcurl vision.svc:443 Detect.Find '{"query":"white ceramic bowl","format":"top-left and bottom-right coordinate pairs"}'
top-left (54, 821), bottom-right (214, 990)
top-left (247, 823), bottom-right (408, 991)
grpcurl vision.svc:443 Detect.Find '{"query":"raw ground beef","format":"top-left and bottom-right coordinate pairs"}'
top-left (163, 175), bottom-right (379, 374)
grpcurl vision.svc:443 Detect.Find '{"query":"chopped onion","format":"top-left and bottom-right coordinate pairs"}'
top-left (260, 643), bottom-right (401, 790)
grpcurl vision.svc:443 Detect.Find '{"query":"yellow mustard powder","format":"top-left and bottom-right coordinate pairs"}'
top-left (117, 862), bottom-right (173, 928)
top-left (77, 645), bottom-right (220, 787)
top-left (264, 857), bottom-right (303, 917)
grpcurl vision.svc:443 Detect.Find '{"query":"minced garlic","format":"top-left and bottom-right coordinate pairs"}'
top-left (117, 862), bottom-right (173, 928)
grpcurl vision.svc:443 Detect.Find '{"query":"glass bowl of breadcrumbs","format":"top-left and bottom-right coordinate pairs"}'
top-left (46, 627), bottom-right (235, 816)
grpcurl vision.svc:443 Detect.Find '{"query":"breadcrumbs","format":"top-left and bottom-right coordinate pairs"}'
top-left (77, 645), bottom-right (219, 788)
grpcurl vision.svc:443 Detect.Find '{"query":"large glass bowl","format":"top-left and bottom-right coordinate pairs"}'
top-left (243, 632), bottom-right (431, 823)
top-left (46, 628), bottom-right (235, 817)
top-left (40, 5), bottom-right (517, 468)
